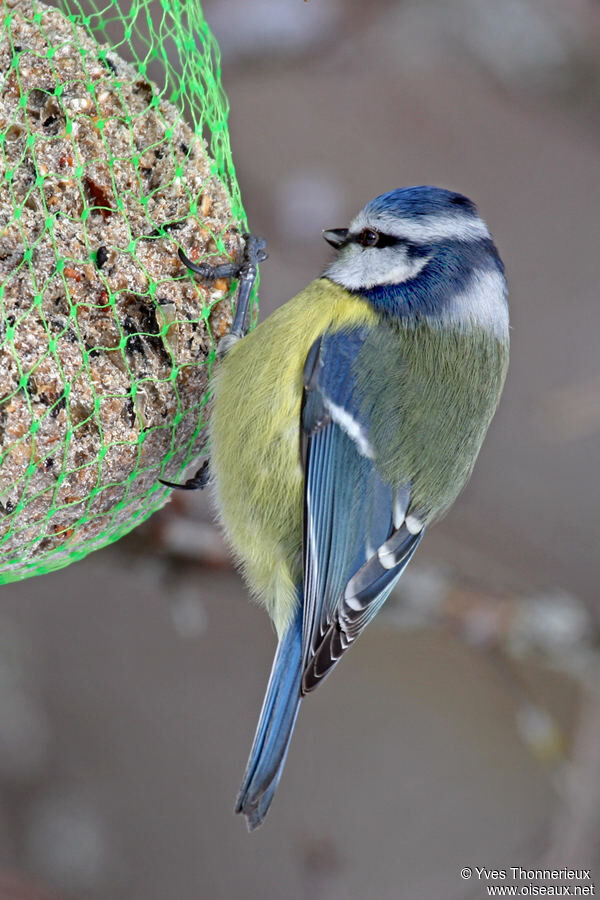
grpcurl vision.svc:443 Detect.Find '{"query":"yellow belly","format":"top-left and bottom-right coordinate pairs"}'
top-left (210, 278), bottom-right (377, 635)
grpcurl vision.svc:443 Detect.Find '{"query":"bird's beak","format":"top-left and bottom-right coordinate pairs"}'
top-left (322, 228), bottom-right (349, 249)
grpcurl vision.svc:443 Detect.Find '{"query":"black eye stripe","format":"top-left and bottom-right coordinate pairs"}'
top-left (374, 232), bottom-right (404, 249)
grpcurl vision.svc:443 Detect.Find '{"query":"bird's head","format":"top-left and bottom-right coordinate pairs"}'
top-left (322, 186), bottom-right (508, 333)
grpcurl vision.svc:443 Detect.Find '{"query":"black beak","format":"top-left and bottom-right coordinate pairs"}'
top-left (322, 228), bottom-right (349, 249)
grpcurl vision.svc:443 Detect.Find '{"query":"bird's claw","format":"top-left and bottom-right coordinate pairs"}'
top-left (160, 459), bottom-right (210, 491)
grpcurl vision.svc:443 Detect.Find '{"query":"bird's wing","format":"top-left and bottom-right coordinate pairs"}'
top-left (300, 328), bottom-right (424, 694)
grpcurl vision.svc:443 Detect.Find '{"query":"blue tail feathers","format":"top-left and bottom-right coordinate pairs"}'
top-left (235, 603), bottom-right (303, 830)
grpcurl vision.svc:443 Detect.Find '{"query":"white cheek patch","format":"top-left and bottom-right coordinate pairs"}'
top-left (375, 254), bottom-right (431, 287)
top-left (325, 246), bottom-right (429, 290)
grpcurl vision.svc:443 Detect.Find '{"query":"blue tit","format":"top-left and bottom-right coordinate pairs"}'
top-left (206, 186), bottom-right (509, 829)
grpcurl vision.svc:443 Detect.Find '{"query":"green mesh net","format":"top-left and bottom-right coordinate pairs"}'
top-left (0, 0), bottom-right (252, 582)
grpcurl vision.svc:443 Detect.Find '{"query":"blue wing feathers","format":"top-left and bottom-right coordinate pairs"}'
top-left (316, 328), bottom-right (372, 435)
top-left (303, 423), bottom-right (366, 670)
top-left (300, 330), bottom-right (423, 694)
top-left (303, 528), bottom-right (423, 691)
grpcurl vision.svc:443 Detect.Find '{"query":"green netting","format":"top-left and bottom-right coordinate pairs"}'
top-left (0, 0), bottom-right (253, 582)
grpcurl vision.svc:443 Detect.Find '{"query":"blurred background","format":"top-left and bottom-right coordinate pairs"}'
top-left (2, 0), bottom-right (600, 897)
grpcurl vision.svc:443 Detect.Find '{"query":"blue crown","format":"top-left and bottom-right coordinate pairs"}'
top-left (364, 186), bottom-right (478, 220)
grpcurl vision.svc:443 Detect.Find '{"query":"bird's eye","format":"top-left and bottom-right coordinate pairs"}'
top-left (358, 228), bottom-right (379, 247)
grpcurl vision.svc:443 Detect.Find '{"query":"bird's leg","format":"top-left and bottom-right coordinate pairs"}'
top-left (161, 234), bottom-right (267, 492)
top-left (219, 232), bottom-right (267, 356)
top-left (177, 232), bottom-right (267, 357)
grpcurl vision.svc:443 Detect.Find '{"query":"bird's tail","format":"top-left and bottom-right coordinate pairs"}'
top-left (235, 603), bottom-right (303, 830)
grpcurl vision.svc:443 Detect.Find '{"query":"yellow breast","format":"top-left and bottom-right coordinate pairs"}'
top-left (209, 278), bottom-right (377, 634)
